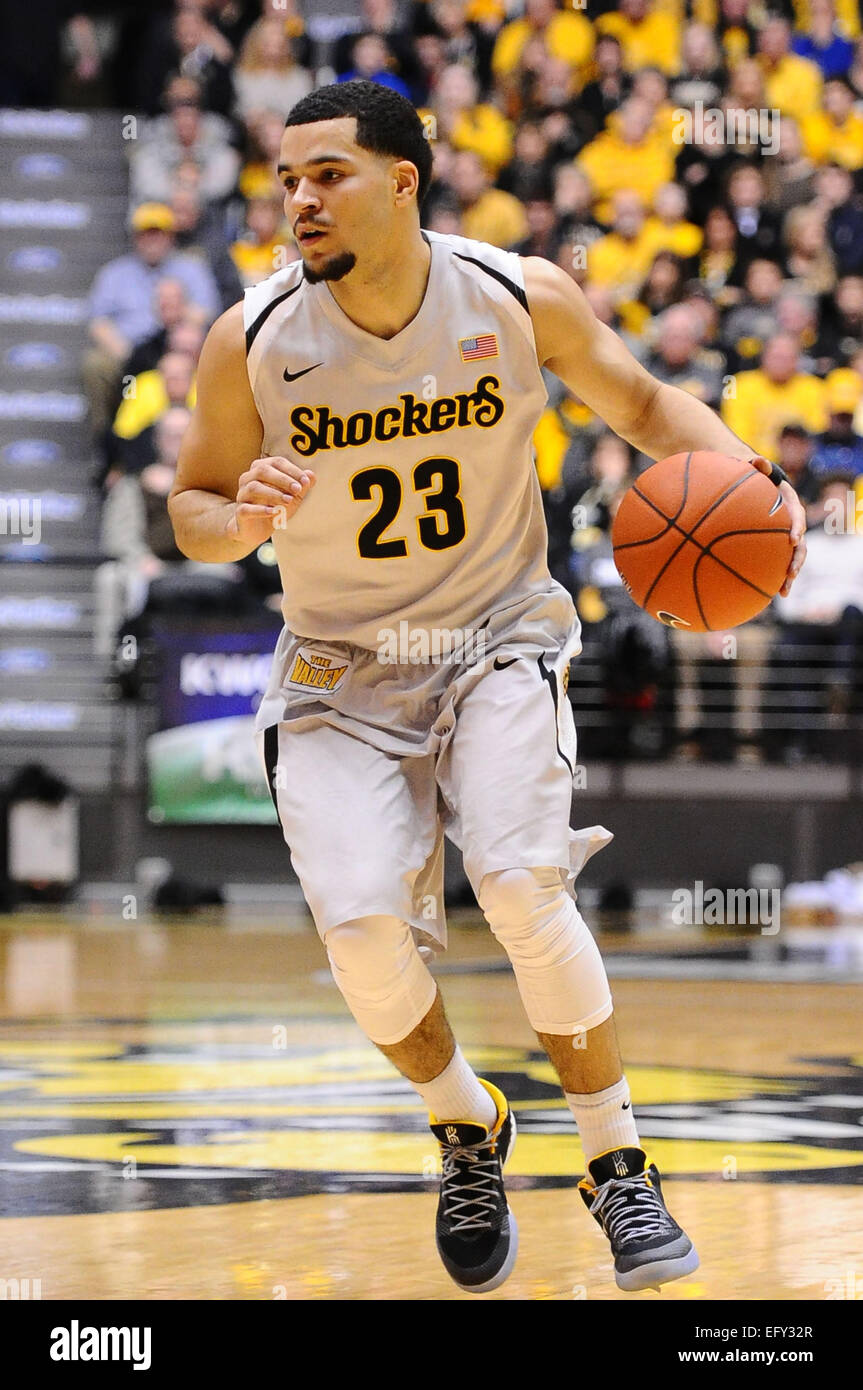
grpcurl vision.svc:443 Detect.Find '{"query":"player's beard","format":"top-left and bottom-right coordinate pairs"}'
top-left (301, 250), bottom-right (357, 284)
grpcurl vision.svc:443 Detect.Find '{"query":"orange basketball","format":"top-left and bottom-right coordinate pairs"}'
top-left (611, 451), bottom-right (793, 632)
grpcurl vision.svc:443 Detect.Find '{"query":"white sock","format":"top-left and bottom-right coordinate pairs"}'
top-left (414, 1046), bottom-right (498, 1128)
top-left (565, 1077), bottom-right (639, 1164)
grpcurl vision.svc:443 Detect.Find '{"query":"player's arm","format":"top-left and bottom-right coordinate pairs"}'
top-left (168, 302), bottom-right (315, 562)
top-left (522, 257), bottom-right (806, 594)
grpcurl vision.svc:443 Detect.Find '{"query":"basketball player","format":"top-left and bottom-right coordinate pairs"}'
top-left (169, 82), bottom-right (806, 1295)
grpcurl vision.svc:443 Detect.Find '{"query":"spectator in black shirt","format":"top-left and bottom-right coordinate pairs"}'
top-left (170, 184), bottom-right (244, 313)
top-left (571, 33), bottom-right (627, 147)
top-left (552, 164), bottom-right (604, 250)
top-left (418, 0), bottom-right (495, 98)
top-left (675, 127), bottom-right (741, 228)
top-left (775, 424), bottom-right (820, 505)
top-left (515, 188), bottom-right (560, 260)
top-left (497, 121), bottom-right (556, 201)
top-left (818, 163), bottom-right (863, 276)
top-left (726, 162), bottom-right (784, 279)
top-left (669, 23), bottom-right (725, 111)
top-left (123, 278), bottom-right (192, 380)
top-left (133, 3), bottom-right (235, 115)
top-left (815, 274), bottom-right (863, 369)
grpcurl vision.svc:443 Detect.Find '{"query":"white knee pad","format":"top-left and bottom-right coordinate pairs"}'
top-left (323, 914), bottom-right (437, 1046)
top-left (478, 866), bottom-right (613, 1035)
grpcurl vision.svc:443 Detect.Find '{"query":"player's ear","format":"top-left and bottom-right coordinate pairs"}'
top-left (392, 159), bottom-right (419, 207)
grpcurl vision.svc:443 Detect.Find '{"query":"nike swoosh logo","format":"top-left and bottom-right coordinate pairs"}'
top-left (283, 362), bottom-right (322, 382)
top-left (493, 656), bottom-right (517, 670)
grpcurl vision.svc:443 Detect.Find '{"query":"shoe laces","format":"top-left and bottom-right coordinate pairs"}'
top-left (439, 1135), bottom-right (503, 1233)
top-left (588, 1172), bottom-right (672, 1244)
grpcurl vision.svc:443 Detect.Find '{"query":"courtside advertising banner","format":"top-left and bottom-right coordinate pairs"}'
top-left (146, 619), bottom-right (281, 823)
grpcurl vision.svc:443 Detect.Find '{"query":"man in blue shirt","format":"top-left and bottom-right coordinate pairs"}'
top-left (792, 0), bottom-right (854, 79)
top-left (83, 202), bottom-right (220, 439)
top-left (811, 370), bottom-right (863, 477)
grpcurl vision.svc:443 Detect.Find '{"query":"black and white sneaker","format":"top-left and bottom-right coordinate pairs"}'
top-left (579, 1146), bottom-right (699, 1291)
top-left (430, 1079), bottom-right (517, 1294)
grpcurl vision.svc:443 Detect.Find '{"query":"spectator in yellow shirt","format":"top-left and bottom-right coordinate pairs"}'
top-left (802, 76), bottom-right (863, 168)
top-left (421, 64), bottom-right (515, 175)
top-left (596, 0), bottom-right (682, 77)
top-left (577, 97), bottom-right (676, 225)
top-left (492, 0), bottom-right (594, 84)
top-left (113, 351), bottom-right (196, 445)
top-left (721, 332), bottom-right (828, 458)
top-left (630, 66), bottom-right (679, 143)
top-left (533, 392), bottom-right (597, 492)
top-left (586, 191), bottom-right (663, 298)
top-left (230, 195), bottom-right (293, 288)
top-left (758, 16), bottom-right (823, 117)
top-left (644, 182), bottom-right (704, 259)
top-left (448, 149), bottom-right (529, 248)
top-left (465, 0), bottom-right (506, 23)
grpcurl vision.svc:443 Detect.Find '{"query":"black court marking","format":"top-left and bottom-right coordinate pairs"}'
top-left (3, 1042), bottom-right (862, 1215)
top-left (245, 281), bottom-right (304, 355)
top-left (452, 251), bottom-right (528, 312)
top-left (537, 654), bottom-right (573, 774)
top-left (263, 723), bottom-right (280, 821)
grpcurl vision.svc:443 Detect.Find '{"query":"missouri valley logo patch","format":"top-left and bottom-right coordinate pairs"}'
top-left (287, 649), bottom-right (349, 692)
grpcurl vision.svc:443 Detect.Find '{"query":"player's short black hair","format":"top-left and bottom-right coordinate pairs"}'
top-left (284, 80), bottom-right (433, 207)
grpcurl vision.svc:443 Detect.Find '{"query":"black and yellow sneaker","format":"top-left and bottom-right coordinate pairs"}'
top-left (430, 1079), bottom-right (517, 1294)
top-left (579, 1146), bottom-right (699, 1292)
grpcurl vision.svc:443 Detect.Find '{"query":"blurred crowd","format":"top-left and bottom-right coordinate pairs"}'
top-left (27, 0), bottom-right (862, 759)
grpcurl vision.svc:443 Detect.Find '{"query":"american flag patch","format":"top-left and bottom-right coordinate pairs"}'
top-left (459, 333), bottom-right (498, 361)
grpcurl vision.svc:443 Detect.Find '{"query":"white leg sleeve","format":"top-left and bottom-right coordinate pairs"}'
top-left (478, 866), bottom-right (613, 1035)
top-left (323, 915), bottom-right (438, 1046)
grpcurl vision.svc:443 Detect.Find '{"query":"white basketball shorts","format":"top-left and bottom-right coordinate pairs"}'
top-left (253, 588), bottom-right (612, 948)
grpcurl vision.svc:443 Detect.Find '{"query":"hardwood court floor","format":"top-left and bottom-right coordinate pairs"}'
top-left (0, 910), bottom-right (861, 1301)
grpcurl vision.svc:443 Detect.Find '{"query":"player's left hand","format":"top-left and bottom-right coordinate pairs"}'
top-left (749, 456), bottom-right (807, 596)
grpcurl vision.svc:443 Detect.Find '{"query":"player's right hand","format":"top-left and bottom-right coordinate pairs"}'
top-left (228, 456), bottom-right (316, 545)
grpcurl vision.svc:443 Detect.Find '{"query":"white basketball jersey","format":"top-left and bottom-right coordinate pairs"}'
top-left (243, 230), bottom-right (568, 649)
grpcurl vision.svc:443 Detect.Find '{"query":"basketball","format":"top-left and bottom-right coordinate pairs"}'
top-left (611, 452), bottom-right (793, 632)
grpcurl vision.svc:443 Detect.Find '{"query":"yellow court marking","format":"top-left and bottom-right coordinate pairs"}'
top-left (16, 1130), bottom-right (863, 1176)
top-left (0, 1044), bottom-right (797, 1104)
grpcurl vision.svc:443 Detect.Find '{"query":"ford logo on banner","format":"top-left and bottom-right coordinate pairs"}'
top-left (5, 343), bottom-right (65, 371)
top-left (0, 597), bottom-right (80, 626)
top-left (15, 154), bottom-right (70, 180)
top-left (0, 111), bottom-right (90, 139)
top-left (0, 648), bottom-right (52, 673)
top-left (6, 246), bottom-right (64, 274)
top-left (1, 439), bottom-right (61, 467)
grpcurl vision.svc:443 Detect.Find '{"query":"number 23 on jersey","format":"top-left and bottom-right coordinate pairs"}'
top-left (350, 456), bottom-right (467, 558)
